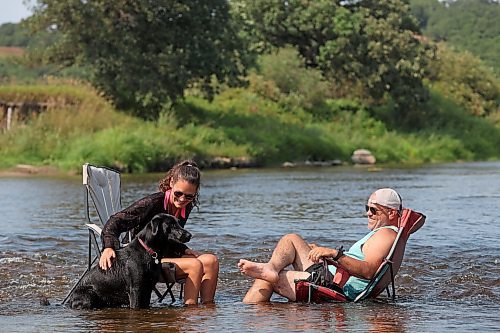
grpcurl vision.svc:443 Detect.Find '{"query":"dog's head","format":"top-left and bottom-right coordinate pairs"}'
top-left (140, 213), bottom-right (192, 247)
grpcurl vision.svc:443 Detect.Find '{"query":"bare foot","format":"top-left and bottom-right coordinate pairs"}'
top-left (238, 259), bottom-right (279, 283)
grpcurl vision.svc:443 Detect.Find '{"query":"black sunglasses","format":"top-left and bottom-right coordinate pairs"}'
top-left (173, 191), bottom-right (196, 200)
top-left (365, 205), bottom-right (379, 214)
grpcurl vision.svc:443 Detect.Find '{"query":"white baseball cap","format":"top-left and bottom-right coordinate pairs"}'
top-left (368, 188), bottom-right (402, 212)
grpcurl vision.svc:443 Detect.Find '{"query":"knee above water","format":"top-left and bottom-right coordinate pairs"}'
top-left (283, 233), bottom-right (302, 241)
top-left (201, 254), bottom-right (219, 268)
top-left (191, 258), bottom-right (204, 272)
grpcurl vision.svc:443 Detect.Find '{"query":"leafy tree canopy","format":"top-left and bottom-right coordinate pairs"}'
top-left (234, 0), bottom-right (433, 122)
top-left (0, 23), bottom-right (31, 47)
top-left (426, 43), bottom-right (500, 121)
top-left (410, 0), bottom-right (500, 76)
top-left (27, 0), bottom-right (249, 119)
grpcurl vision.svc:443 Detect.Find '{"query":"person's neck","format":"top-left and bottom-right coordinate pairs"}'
top-left (166, 197), bottom-right (178, 216)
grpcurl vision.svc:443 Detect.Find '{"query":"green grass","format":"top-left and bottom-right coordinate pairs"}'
top-left (0, 81), bottom-right (499, 173)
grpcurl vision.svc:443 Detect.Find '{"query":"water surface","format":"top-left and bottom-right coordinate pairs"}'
top-left (0, 162), bottom-right (499, 332)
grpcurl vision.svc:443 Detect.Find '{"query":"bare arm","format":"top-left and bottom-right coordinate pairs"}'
top-left (335, 228), bottom-right (397, 279)
top-left (308, 228), bottom-right (397, 280)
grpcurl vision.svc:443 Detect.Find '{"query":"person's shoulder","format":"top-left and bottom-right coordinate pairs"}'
top-left (132, 192), bottom-right (164, 206)
top-left (371, 227), bottom-right (397, 243)
top-left (135, 191), bottom-right (163, 199)
top-left (149, 191), bottom-right (164, 199)
top-left (148, 192), bottom-right (165, 204)
top-left (363, 227), bottom-right (397, 256)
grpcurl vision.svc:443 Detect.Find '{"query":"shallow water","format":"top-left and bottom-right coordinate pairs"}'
top-left (1, 162), bottom-right (499, 332)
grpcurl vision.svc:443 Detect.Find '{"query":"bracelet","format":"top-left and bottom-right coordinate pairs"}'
top-left (332, 246), bottom-right (345, 261)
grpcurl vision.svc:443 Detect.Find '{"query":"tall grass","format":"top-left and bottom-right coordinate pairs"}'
top-left (1, 80), bottom-right (499, 173)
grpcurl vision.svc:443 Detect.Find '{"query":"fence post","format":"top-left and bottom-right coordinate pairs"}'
top-left (7, 106), bottom-right (13, 131)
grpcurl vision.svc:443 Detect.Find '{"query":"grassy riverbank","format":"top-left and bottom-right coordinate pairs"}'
top-left (1, 81), bottom-right (499, 174)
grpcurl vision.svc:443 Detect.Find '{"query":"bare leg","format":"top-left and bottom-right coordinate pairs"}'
top-left (197, 254), bottom-right (219, 303)
top-left (242, 270), bottom-right (311, 303)
top-left (238, 233), bottom-right (315, 283)
top-left (242, 279), bottom-right (274, 304)
top-left (273, 270), bottom-right (310, 301)
top-left (162, 258), bottom-right (203, 305)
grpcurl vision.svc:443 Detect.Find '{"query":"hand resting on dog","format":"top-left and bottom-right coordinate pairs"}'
top-left (67, 213), bottom-right (191, 309)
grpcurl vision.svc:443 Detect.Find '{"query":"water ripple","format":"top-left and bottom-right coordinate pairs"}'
top-left (1, 162), bottom-right (500, 332)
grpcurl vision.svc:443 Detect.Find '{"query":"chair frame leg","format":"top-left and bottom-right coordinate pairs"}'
top-left (62, 230), bottom-right (101, 305)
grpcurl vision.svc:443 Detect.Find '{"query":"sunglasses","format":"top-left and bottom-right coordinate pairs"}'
top-left (173, 191), bottom-right (196, 201)
top-left (365, 205), bottom-right (379, 214)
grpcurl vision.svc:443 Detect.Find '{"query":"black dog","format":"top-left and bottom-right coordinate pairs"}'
top-left (67, 213), bottom-right (191, 309)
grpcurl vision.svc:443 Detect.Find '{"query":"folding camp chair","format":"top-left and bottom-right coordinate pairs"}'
top-left (295, 208), bottom-right (426, 303)
top-left (62, 163), bottom-right (184, 305)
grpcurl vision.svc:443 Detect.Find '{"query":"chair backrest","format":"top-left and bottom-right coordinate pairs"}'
top-left (83, 163), bottom-right (122, 226)
top-left (354, 208), bottom-right (426, 302)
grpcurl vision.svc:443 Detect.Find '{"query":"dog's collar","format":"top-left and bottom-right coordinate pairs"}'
top-left (138, 238), bottom-right (159, 264)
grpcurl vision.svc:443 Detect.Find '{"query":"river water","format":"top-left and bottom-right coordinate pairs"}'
top-left (0, 162), bottom-right (499, 332)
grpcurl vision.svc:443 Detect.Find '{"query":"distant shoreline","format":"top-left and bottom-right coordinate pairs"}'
top-left (0, 164), bottom-right (65, 177)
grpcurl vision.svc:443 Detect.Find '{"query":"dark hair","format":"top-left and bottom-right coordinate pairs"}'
top-left (158, 160), bottom-right (201, 206)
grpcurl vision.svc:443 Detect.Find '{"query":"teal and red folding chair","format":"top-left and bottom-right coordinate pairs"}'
top-left (295, 208), bottom-right (426, 303)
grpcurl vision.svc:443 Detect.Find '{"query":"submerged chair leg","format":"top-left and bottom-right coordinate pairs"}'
top-left (389, 264), bottom-right (396, 300)
top-left (157, 262), bottom-right (183, 305)
top-left (61, 257), bottom-right (97, 305)
top-left (62, 230), bottom-right (100, 305)
top-left (308, 272), bottom-right (316, 303)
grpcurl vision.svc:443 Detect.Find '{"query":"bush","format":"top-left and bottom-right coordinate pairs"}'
top-left (249, 48), bottom-right (332, 114)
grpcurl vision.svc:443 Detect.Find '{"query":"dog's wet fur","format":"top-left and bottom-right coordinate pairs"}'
top-left (67, 213), bottom-right (191, 309)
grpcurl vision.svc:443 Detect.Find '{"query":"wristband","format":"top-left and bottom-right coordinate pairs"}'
top-left (332, 246), bottom-right (345, 261)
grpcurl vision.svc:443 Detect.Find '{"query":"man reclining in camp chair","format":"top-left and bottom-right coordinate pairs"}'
top-left (238, 188), bottom-right (404, 303)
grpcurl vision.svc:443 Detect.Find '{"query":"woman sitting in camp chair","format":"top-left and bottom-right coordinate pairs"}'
top-left (99, 160), bottom-right (219, 305)
top-left (238, 188), bottom-right (405, 303)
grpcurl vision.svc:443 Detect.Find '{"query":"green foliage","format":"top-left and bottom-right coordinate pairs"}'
top-left (421, 90), bottom-right (500, 159)
top-left (0, 23), bottom-right (31, 47)
top-left (410, 0), bottom-right (500, 76)
top-left (1, 82), bottom-right (499, 173)
top-left (178, 91), bottom-right (345, 163)
top-left (0, 81), bottom-right (112, 108)
top-left (425, 43), bottom-right (500, 123)
top-left (27, 0), bottom-right (249, 119)
top-left (248, 48), bottom-right (332, 113)
top-left (0, 57), bottom-right (49, 83)
top-left (235, 0), bottom-right (432, 123)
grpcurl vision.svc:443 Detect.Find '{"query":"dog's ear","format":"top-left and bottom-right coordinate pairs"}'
top-left (150, 214), bottom-right (162, 236)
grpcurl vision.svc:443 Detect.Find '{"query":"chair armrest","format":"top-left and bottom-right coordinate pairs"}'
top-left (323, 257), bottom-right (349, 270)
top-left (322, 257), bottom-right (351, 288)
top-left (85, 223), bottom-right (102, 236)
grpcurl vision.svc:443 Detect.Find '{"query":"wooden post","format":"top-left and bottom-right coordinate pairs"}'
top-left (7, 106), bottom-right (13, 131)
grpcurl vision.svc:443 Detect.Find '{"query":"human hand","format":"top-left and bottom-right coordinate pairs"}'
top-left (308, 243), bottom-right (318, 249)
top-left (184, 248), bottom-right (202, 257)
top-left (99, 248), bottom-right (116, 270)
top-left (308, 247), bottom-right (334, 263)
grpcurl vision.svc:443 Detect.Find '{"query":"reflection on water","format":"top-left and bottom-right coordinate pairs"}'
top-left (1, 162), bottom-right (500, 332)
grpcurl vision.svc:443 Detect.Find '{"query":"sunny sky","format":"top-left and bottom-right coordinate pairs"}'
top-left (0, 0), bottom-right (33, 25)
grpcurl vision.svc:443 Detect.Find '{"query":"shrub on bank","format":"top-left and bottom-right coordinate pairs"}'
top-left (1, 82), bottom-right (499, 173)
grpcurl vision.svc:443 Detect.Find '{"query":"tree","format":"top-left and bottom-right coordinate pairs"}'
top-left (0, 23), bottom-right (31, 47)
top-left (410, 0), bottom-right (500, 76)
top-left (27, 0), bottom-right (249, 119)
top-left (234, 0), bottom-right (433, 122)
top-left (427, 43), bottom-right (500, 120)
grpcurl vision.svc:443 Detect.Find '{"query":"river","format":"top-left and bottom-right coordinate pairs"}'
top-left (0, 162), bottom-right (499, 332)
